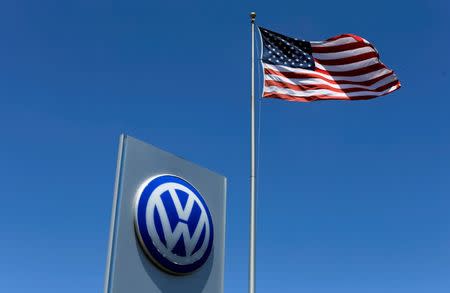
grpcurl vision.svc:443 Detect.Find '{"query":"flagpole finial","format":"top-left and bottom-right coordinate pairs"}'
top-left (250, 12), bottom-right (256, 23)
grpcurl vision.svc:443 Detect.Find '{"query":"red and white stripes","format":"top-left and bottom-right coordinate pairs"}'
top-left (262, 34), bottom-right (401, 102)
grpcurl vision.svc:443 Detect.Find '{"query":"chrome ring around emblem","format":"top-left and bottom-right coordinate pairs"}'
top-left (134, 175), bottom-right (214, 275)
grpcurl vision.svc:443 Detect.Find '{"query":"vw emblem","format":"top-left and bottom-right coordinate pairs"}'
top-left (134, 175), bottom-right (214, 275)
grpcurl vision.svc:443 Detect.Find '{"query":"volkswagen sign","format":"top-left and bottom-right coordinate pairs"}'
top-left (134, 174), bottom-right (214, 275)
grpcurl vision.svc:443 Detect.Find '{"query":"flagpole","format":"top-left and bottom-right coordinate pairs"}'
top-left (249, 11), bottom-right (257, 293)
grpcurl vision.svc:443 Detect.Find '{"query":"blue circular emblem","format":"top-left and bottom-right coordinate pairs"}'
top-left (135, 175), bottom-right (214, 275)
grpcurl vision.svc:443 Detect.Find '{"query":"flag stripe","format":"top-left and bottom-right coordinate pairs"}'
top-left (265, 79), bottom-right (400, 94)
top-left (264, 64), bottom-right (394, 84)
top-left (264, 83), bottom-right (400, 99)
top-left (315, 63), bottom-right (387, 76)
top-left (310, 41), bottom-right (369, 53)
top-left (312, 34), bottom-right (369, 45)
top-left (264, 70), bottom-right (396, 89)
top-left (312, 46), bottom-right (375, 60)
top-left (311, 36), bottom-right (357, 47)
top-left (314, 51), bottom-right (379, 66)
top-left (263, 86), bottom-right (399, 102)
top-left (316, 57), bottom-right (380, 72)
top-left (265, 73), bottom-right (398, 91)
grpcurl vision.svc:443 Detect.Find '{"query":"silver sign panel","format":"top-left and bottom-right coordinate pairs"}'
top-left (104, 135), bottom-right (227, 293)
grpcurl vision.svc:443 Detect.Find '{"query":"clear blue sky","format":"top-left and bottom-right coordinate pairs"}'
top-left (1, 1), bottom-right (449, 292)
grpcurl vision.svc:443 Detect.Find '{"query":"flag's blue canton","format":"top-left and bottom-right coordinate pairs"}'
top-left (259, 27), bottom-right (315, 70)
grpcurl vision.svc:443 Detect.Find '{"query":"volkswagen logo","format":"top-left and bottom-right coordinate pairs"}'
top-left (134, 175), bottom-right (214, 275)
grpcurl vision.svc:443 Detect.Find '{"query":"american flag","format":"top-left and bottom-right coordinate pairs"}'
top-left (259, 27), bottom-right (401, 102)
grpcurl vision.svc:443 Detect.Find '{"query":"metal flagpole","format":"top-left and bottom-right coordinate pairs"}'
top-left (249, 11), bottom-right (257, 293)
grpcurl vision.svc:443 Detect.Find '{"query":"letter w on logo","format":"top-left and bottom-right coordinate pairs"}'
top-left (154, 187), bottom-right (208, 257)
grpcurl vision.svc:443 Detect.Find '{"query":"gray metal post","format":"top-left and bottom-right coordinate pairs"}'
top-left (249, 11), bottom-right (257, 293)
